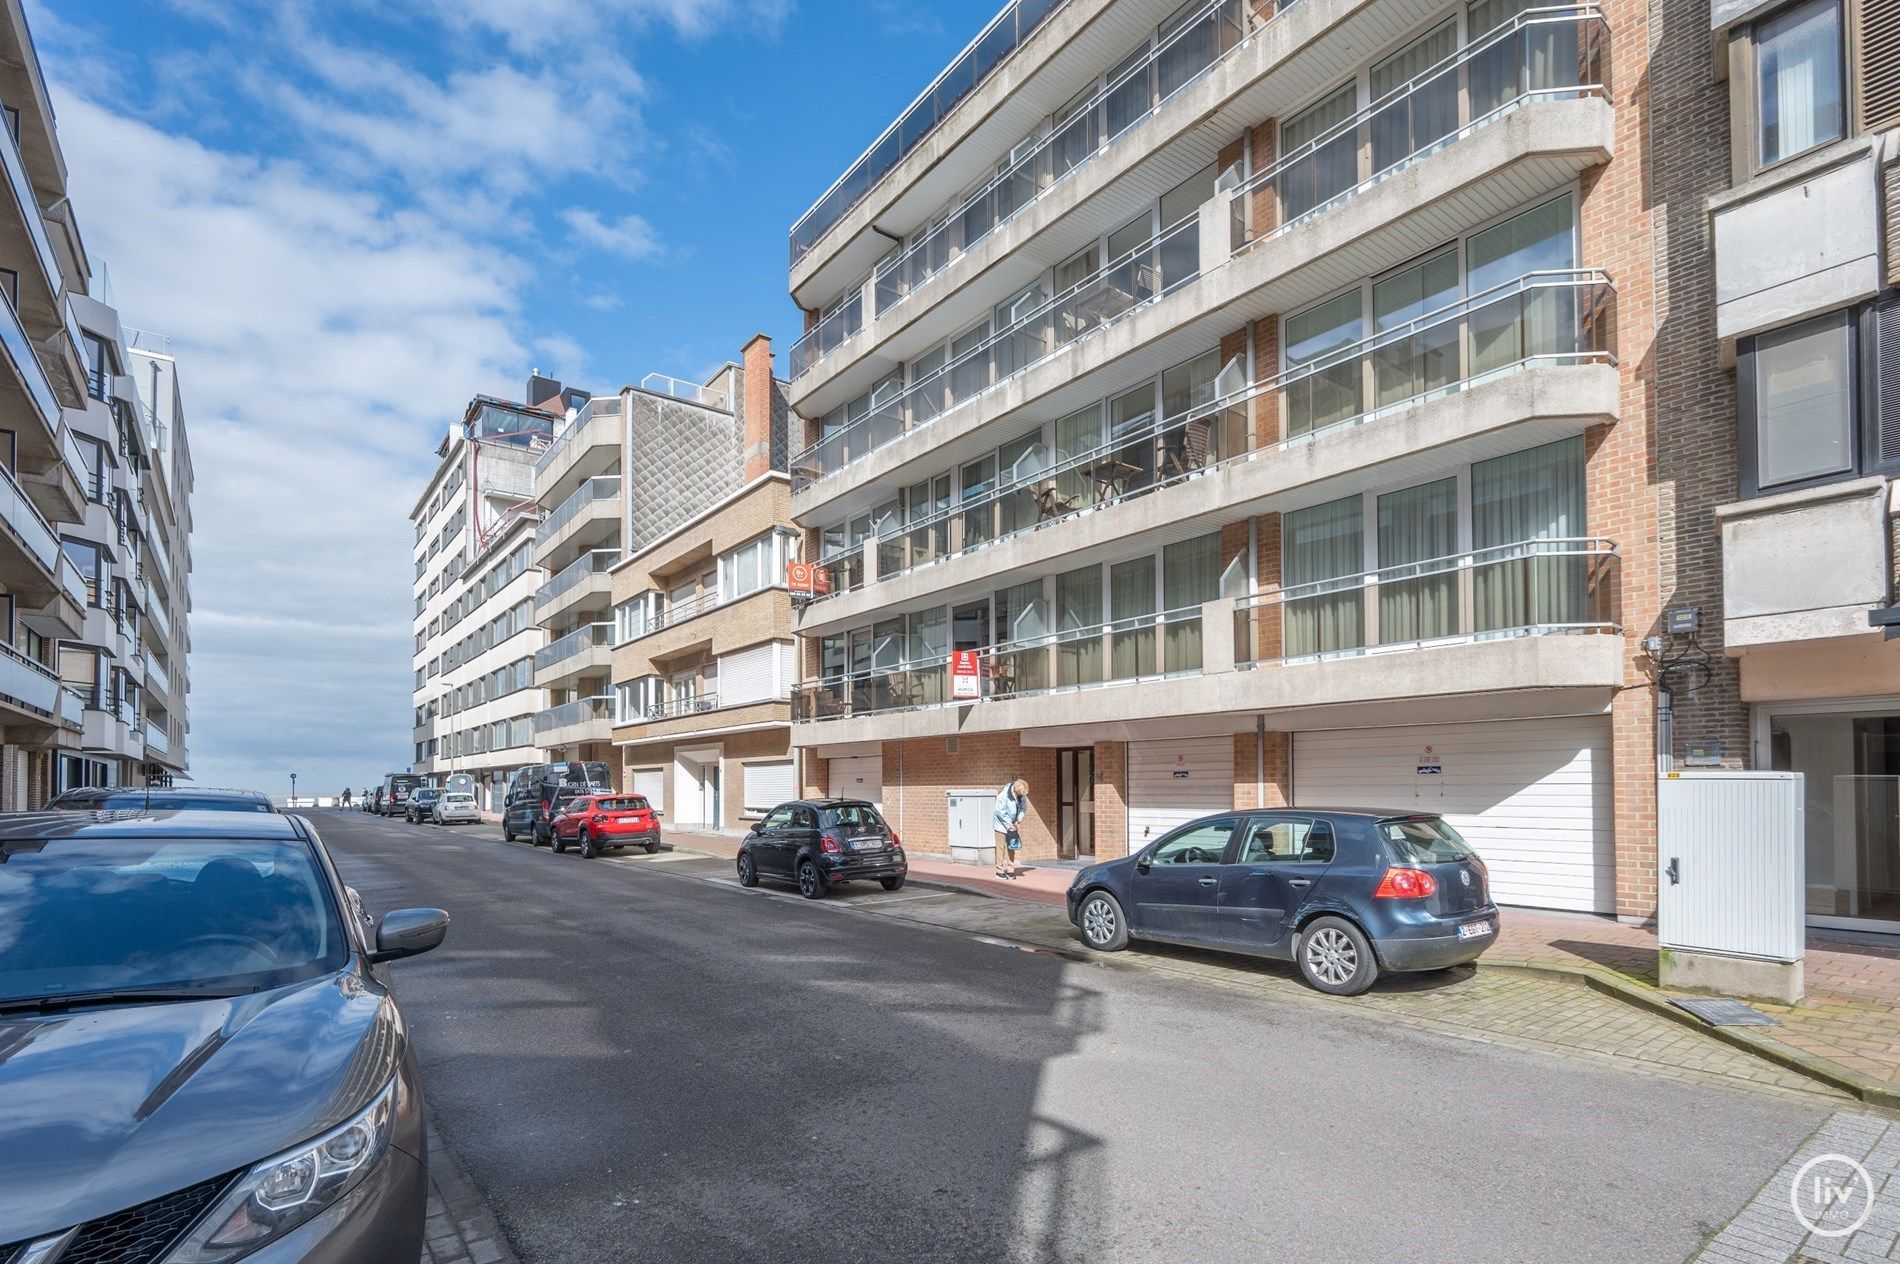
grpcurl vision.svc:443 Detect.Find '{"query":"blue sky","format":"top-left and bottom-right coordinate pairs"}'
top-left (27, 0), bottom-right (976, 797)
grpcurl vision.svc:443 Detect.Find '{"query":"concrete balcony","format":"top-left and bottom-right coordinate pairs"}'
top-left (534, 621), bottom-right (614, 689)
top-left (793, 539), bottom-right (1624, 747)
top-left (533, 397), bottom-right (623, 507)
top-left (533, 694), bottom-right (615, 749)
top-left (535, 548), bottom-right (616, 624)
top-left (1718, 478), bottom-right (1891, 650)
top-left (801, 299), bottom-right (1617, 635)
top-left (613, 698), bottom-right (791, 746)
top-left (21, 423), bottom-right (86, 524)
top-left (1710, 136), bottom-right (1882, 347)
top-left (534, 474), bottom-right (620, 565)
top-left (0, 640), bottom-right (82, 739)
top-left (792, 93), bottom-right (1616, 523)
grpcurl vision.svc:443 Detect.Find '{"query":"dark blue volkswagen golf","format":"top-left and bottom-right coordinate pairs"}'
top-left (1065, 809), bottom-right (1499, 995)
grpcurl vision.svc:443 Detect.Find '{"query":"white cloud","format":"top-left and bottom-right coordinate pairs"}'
top-left (407, 0), bottom-right (794, 48)
top-left (559, 208), bottom-right (665, 261)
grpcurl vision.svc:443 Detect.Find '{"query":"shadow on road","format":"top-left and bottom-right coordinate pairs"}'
top-left (313, 810), bottom-right (1109, 1264)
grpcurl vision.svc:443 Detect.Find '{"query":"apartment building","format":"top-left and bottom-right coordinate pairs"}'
top-left (1694, 0), bottom-right (1900, 935)
top-left (784, 0), bottom-right (1683, 920)
top-left (608, 336), bottom-right (798, 830)
top-left (125, 331), bottom-right (194, 784)
top-left (0, 0), bottom-right (93, 805)
top-left (411, 385), bottom-right (581, 808)
top-left (528, 374), bottom-right (617, 766)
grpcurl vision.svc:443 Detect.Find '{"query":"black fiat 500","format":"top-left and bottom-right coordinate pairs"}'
top-left (736, 799), bottom-right (906, 899)
top-left (1066, 808), bottom-right (1499, 996)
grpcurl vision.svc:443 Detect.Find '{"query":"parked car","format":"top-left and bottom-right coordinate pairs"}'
top-left (45, 786), bottom-right (278, 813)
top-left (379, 773), bottom-right (426, 817)
top-left (432, 791), bottom-right (482, 825)
top-left (404, 788), bottom-right (443, 824)
top-left (1066, 809), bottom-right (1499, 996)
top-left (0, 809), bottom-right (447, 1262)
top-left (736, 799), bottom-right (906, 899)
top-left (502, 761), bottom-right (613, 846)
top-left (550, 793), bottom-right (661, 858)
top-left (369, 787), bottom-right (385, 815)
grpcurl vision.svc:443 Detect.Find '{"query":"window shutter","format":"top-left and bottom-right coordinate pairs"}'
top-left (1864, 0), bottom-right (1900, 131)
top-left (1873, 293), bottom-right (1900, 471)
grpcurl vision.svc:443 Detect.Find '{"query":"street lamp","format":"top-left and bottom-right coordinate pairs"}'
top-left (289, 772), bottom-right (297, 808)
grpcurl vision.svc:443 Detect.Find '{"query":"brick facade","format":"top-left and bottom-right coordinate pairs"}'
top-left (620, 725), bottom-right (795, 833)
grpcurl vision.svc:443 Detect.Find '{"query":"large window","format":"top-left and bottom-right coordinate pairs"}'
top-left (1754, 0), bottom-right (1844, 168)
top-left (1741, 311), bottom-right (1856, 494)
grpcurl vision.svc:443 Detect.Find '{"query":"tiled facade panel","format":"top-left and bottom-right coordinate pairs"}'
top-left (626, 394), bottom-right (745, 555)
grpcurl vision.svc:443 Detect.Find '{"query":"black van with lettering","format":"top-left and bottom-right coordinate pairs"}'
top-left (502, 761), bottom-right (613, 846)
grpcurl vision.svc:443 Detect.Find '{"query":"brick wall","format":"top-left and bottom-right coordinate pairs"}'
top-left (619, 725), bottom-right (793, 831)
top-left (1092, 740), bottom-right (1127, 859)
top-left (878, 733), bottom-right (1059, 859)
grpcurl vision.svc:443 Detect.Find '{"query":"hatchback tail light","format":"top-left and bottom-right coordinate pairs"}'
top-left (1374, 866), bottom-right (1438, 899)
top-left (820, 834), bottom-right (842, 854)
top-left (591, 813), bottom-right (607, 825)
top-left (889, 832), bottom-right (902, 850)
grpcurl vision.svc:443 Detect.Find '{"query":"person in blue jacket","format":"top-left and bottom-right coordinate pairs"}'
top-left (992, 778), bottom-right (1029, 879)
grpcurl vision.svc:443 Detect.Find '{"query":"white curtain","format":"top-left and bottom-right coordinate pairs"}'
top-left (1163, 533), bottom-right (1222, 672)
top-left (1758, 0), bottom-right (1843, 165)
top-left (1376, 479), bottom-right (1459, 644)
top-left (1471, 436), bottom-right (1585, 630)
top-left (1284, 498), bottom-right (1366, 657)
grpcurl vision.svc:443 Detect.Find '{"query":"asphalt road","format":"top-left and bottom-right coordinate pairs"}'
top-left (313, 809), bottom-right (1840, 1264)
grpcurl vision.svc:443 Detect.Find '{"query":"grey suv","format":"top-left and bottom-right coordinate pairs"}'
top-left (0, 810), bottom-right (448, 1262)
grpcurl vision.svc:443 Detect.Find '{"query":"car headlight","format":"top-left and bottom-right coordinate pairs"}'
top-left (165, 1077), bottom-right (398, 1260)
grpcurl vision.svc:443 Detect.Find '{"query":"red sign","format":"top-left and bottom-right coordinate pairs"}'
top-left (786, 561), bottom-right (831, 596)
top-left (951, 649), bottom-right (982, 700)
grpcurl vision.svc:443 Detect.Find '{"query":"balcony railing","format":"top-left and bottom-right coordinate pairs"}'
top-left (0, 638), bottom-right (79, 729)
top-left (56, 552), bottom-right (85, 611)
top-left (1228, 5), bottom-right (1608, 254)
top-left (144, 592), bottom-right (172, 644)
top-left (1232, 537), bottom-right (1620, 665)
top-left (535, 475), bottom-right (618, 546)
top-left (143, 651), bottom-right (171, 697)
top-left (145, 719), bottom-right (168, 756)
top-left (625, 690), bottom-right (723, 723)
top-left (638, 373), bottom-right (729, 409)
top-left (865, 0), bottom-right (1249, 328)
top-left (789, 0), bottom-right (1070, 267)
top-left (792, 541), bottom-right (1617, 723)
top-left (789, 292), bottom-right (864, 379)
top-left (794, 606), bottom-right (1205, 721)
top-left (534, 548), bottom-right (617, 608)
top-left (792, 214), bottom-right (1201, 488)
top-left (0, 291), bottom-right (58, 438)
top-left (0, 461), bottom-right (57, 576)
top-left (534, 621), bottom-right (613, 673)
top-left (811, 271), bottom-right (1614, 599)
top-left (533, 397), bottom-right (622, 478)
top-left (0, 108), bottom-right (63, 300)
top-left (533, 694), bottom-right (615, 734)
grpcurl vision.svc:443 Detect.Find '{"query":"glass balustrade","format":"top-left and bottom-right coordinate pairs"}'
top-left (789, 292), bottom-right (865, 379)
top-left (1232, 538), bottom-right (1620, 666)
top-left (535, 549), bottom-right (617, 608)
top-left (534, 398), bottom-right (622, 478)
top-left (534, 621), bottom-right (613, 673)
top-left (790, 0), bottom-right (1070, 267)
top-left (804, 271), bottom-right (1613, 602)
top-left (792, 215), bottom-right (1201, 486)
top-left (533, 694), bottom-right (615, 734)
top-left (536, 476), bottom-right (618, 546)
top-left (1229, 6), bottom-right (1609, 253)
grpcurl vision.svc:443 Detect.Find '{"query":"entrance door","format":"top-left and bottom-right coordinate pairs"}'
top-left (1057, 748), bottom-right (1095, 859)
top-left (1765, 705), bottom-right (1900, 932)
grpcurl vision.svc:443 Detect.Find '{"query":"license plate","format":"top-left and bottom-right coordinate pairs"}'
top-left (850, 838), bottom-right (882, 851)
top-left (1457, 919), bottom-right (1494, 941)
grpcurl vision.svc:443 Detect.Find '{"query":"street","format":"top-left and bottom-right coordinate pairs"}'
top-left (312, 810), bottom-right (1868, 1264)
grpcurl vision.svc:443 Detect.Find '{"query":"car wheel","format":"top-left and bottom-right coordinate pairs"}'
top-left (880, 874), bottom-right (906, 892)
top-left (797, 859), bottom-right (825, 900)
top-left (532, 825), bottom-right (549, 848)
top-left (503, 823), bottom-right (516, 842)
top-left (645, 839), bottom-right (661, 854)
top-left (1077, 891), bottom-right (1129, 951)
top-left (551, 830), bottom-right (567, 854)
top-left (1297, 916), bottom-right (1379, 997)
top-left (579, 829), bottom-right (598, 860)
top-left (737, 851), bottom-right (758, 888)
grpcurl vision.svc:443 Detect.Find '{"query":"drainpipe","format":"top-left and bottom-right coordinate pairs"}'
top-left (1255, 715), bottom-right (1266, 808)
top-left (1657, 686), bottom-right (1674, 775)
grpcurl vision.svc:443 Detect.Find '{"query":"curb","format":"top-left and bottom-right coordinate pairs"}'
top-left (1483, 960), bottom-right (1900, 1112)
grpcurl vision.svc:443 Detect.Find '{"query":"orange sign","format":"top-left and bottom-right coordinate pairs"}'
top-left (951, 649), bottom-right (982, 700)
top-left (786, 561), bottom-right (831, 595)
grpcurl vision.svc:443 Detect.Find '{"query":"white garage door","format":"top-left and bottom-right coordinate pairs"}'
top-left (829, 754), bottom-right (882, 809)
top-left (1128, 737), bottom-right (1235, 851)
top-left (743, 760), bottom-right (797, 813)
top-left (1293, 716), bottom-right (1614, 913)
top-left (631, 768), bottom-right (665, 813)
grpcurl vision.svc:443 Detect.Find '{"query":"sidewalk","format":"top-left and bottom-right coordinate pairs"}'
top-left (663, 828), bottom-right (1900, 1106)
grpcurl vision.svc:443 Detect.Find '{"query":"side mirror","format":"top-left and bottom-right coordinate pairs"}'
top-left (368, 908), bottom-right (449, 963)
top-left (1135, 854), bottom-right (1152, 873)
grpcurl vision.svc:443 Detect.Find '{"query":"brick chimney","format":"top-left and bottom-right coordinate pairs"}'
top-left (740, 333), bottom-right (774, 482)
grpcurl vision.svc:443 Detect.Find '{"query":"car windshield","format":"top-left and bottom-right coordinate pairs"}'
top-left (1378, 817), bottom-right (1478, 864)
top-left (598, 797), bottom-right (648, 812)
top-left (828, 804), bottom-right (887, 836)
top-left (414, 790), bottom-right (439, 801)
top-left (0, 836), bottom-right (349, 1006)
top-left (445, 795), bottom-right (474, 805)
top-left (61, 794), bottom-right (273, 812)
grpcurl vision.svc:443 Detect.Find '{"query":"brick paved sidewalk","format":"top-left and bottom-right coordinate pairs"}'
top-left (1488, 907), bottom-right (1900, 1098)
top-left (425, 1119), bottom-right (517, 1264)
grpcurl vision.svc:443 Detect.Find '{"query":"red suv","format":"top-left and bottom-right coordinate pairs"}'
top-left (550, 793), bottom-right (662, 858)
